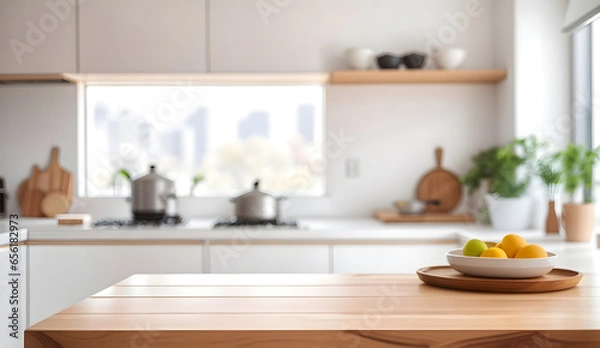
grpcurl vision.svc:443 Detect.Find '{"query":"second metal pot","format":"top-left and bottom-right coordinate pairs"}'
top-left (231, 180), bottom-right (284, 222)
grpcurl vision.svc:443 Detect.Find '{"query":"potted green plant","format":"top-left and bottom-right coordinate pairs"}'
top-left (537, 156), bottom-right (562, 234)
top-left (557, 143), bottom-right (600, 242)
top-left (461, 136), bottom-right (541, 230)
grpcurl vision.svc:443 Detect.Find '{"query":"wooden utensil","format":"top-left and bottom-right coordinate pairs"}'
top-left (21, 166), bottom-right (45, 217)
top-left (417, 266), bottom-right (583, 293)
top-left (41, 191), bottom-right (70, 217)
top-left (374, 211), bottom-right (474, 223)
top-left (416, 147), bottom-right (462, 213)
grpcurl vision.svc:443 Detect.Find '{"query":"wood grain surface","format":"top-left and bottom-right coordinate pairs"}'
top-left (42, 147), bottom-right (74, 205)
top-left (26, 273), bottom-right (600, 347)
top-left (18, 147), bottom-right (74, 216)
top-left (40, 191), bottom-right (70, 217)
top-left (416, 147), bottom-right (463, 213)
top-left (330, 69), bottom-right (508, 84)
top-left (417, 266), bottom-right (583, 293)
top-left (374, 211), bottom-right (475, 223)
top-left (21, 166), bottom-right (44, 217)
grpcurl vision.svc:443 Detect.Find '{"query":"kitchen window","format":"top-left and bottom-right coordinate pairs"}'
top-left (83, 85), bottom-right (325, 197)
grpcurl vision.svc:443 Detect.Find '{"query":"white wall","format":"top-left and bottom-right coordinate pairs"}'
top-left (493, 0), bottom-right (516, 144)
top-left (515, 0), bottom-right (571, 149)
top-left (0, 84), bottom-right (497, 219)
top-left (0, 85), bottom-right (78, 215)
top-left (0, 0), bottom-right (572, 219)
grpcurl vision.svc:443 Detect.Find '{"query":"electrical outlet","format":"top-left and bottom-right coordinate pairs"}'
top-left (345, 158), bottom-right (360, 178)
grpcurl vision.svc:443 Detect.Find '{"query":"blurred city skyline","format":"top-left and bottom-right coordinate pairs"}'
top-left (86, 86), bottom-right (324, 197)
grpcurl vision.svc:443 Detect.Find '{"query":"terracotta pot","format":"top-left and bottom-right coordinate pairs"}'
top-left (562, 203), bottom-right (595, 242)
top-left (545, 201), bottom-right (559, 234)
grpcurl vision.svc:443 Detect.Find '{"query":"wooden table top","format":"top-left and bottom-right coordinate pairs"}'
top-left (26, 273), bottom-right (600, 347)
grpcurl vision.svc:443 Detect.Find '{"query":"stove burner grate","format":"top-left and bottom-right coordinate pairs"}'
top-left (213, 217), bottom-right (298, 228)
top-left (93, 215), bottom-right (187, 228)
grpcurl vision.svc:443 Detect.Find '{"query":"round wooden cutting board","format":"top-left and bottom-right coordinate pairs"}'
top-left (416, 147), bottom-right (462, 213)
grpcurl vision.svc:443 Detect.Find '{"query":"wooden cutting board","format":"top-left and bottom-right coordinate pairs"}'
top-left (416, 147), bottom-right (462, 213)
top-left (374, 211), bottom-right (474, 223)
top-left (19, 147), bottom-right (74, 216)
top-left (41, 191), bottom-right (71, 217)
top-left (41, 147), bottom-right (74, 203)
top-left (21, 166), bottom-right (45, 217)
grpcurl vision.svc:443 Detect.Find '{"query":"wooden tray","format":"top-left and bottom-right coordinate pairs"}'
top-left (374, 211), bottom-right (475, 223)
top-left (417, 266), bottom-right (583, 293)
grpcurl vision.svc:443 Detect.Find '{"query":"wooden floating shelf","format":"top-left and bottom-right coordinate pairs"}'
top-left (330, 69), bottom-right (507, 84)
top-left (0, 70), bottom-right (507, 85)
top-left (0, 74), bottom-right (71, 84)
top-left (0, 73), bottom-right (330, 85)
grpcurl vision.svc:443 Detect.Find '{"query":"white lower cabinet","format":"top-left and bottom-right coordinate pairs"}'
top-left (333, 245), bottom-right (455, 274)
top-left (209, 244), bottom-right (330, 274)
top-left (28, 244), bottom-right (203, 326)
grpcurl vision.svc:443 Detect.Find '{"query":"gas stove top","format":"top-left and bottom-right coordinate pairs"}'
top-left (213, 217), bottom-right (299, 229)
top-left (93, 215), bottom-right (187, 228)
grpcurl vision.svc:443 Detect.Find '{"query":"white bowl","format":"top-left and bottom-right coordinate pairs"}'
top-left (345, 47), bottom-right (375, 70)
top-left (432, 48), bottom-right (467, 70)
top-left (446, 249), bottom-right (556, 278)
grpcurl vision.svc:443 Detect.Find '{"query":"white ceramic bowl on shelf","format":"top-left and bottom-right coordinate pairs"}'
top-left (446, 249), bottom-right (556, 278)
top-left (345, 47), bottom-right (375, 70)
top-left (432, 48), bottom-right (467, 69)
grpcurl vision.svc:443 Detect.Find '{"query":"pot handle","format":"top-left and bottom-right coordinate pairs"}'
top-left (159, 193), bottom-right (177, 205)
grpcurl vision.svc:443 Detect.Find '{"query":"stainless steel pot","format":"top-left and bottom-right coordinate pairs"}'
top-left (131, 165), bottom-right (177, 220)
top-left (230, 180), bottom-right (284, 222)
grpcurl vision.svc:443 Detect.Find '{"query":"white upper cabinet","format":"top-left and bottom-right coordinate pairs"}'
top-left (79, 0), bottom-right (207, 73)
top-left (0, 0), bottom-right (77, 73)
top-left (209, 0), bottom-right (494, 72)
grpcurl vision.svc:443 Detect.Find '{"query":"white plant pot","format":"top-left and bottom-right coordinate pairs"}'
top-left (484, 195), bottom-right (532, 230)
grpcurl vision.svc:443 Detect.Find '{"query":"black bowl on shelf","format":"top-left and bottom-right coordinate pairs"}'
top-left (401, 53), bottom-right (427, 69)
top-left (376, 54), bottom-right (402, 69)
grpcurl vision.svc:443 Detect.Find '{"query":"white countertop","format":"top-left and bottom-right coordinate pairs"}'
top-left (2, 218), bottom-right (599, 274)
top-left (0, 217), bottom-right (595, 244)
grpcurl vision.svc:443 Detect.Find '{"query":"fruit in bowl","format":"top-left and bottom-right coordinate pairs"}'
top-left (462, 239), bottom-right (488, 257)
top-left (447, 234), bottom-right (555, 278)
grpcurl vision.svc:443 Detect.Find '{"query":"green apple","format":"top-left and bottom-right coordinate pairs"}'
top-left (462, 239), bottom-right (488, 257)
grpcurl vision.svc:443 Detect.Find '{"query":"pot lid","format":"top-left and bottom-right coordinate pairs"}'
top-left (133, 165), bottom-right (174, 185)
top-left (233, 180), bottom-right (274, 200)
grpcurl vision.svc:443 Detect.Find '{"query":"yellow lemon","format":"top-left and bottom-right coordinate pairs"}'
top-left (515, 244), bottom-right (548, 258)
top-left (500, 234), bottom-right (527, 258)
top-left (480, 247), bottom-right (508, 258)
